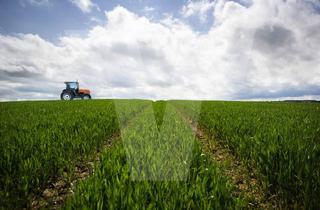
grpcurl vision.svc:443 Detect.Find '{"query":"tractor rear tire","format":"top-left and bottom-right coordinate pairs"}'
top-left (61, 92), bottom-right (73, 100)
top-left (82, 94), bottom-right (91, 100)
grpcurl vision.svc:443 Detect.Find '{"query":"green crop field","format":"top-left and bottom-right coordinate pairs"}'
top-left (0, 100), bottom-right (319, 209)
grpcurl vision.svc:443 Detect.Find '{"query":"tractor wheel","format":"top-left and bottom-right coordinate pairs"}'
top-left (82, 94), bottom-right (91, 100)
top-left (61, 92), bottom-right (73, 100)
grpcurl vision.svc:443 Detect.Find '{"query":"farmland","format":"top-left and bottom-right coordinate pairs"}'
top-left (0, 100), bottom-right (319, 209)
top-left (0, 100), bottom-right (145, 209)
top-left (174, 101), bottom-right (320, 209)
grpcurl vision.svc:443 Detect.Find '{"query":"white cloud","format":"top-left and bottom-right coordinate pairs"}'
top-left (143, 6), bottom-right (155, 12)
top-left (1, 1), bottom-right (320, 101)
top-left (69, 0), bottom-right (99, 13)
top-left (20, 0), bottom-right (51, 7)
top-left (181, 0), bottom-right (216, 23)
top-left (90, 16), bottom-right (103, 24)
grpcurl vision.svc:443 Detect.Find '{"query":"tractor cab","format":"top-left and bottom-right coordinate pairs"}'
top-left (65, 81), bottom-right (79, 90)
top-left (61, 81), bottom-right (91, 100)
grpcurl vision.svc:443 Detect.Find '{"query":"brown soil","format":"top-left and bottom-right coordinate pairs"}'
top-left (30, 105), bottom-right (279, 209)
top-left (30, 106), bottom-right (148, 210)
top-left (30, 134), bottom-right (120, 210)
top-left (175, 107), bottom-right (278, 210)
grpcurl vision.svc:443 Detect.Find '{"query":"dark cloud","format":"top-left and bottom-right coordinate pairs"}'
top-left (0, 69), bottom-right (40, 78)
top-left (15, 85), bottom-right (56, 94)
top-left (109, 72), bottom-right (137, 88)
top-left (0, 87), bottom-right (16, 97)
top-left (0, 69), bottom-right (43, 83)
top-left (234, 84), bottom-right (320, 99)
top-left (253, 24), bottom-right (295, 54)
top-left (0, 85), bottom-right (57, 99)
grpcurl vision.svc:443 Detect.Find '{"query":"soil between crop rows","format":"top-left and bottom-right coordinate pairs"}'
top-left (173, 105), bottom-right (278, 209)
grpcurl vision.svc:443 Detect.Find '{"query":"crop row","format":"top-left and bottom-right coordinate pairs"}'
top-left (0, 100), bottom-right (146, 209)
top-left (63, 101), bottom-right (246, 209)
top-left (173, 101), bottom-right (320, 209)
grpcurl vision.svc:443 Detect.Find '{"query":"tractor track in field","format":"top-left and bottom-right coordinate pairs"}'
top-left (30, 133), bottom-right (120, 210)
top-left (30, 107), bottom-right (147, 210)
top-left (174, 105), bottom-right (278, 210)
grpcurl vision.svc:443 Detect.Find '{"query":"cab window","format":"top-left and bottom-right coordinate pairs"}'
top-left (69, 83), bottom-right (78, 89)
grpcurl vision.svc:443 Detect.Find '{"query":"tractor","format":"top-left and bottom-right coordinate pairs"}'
top-left (60, 81), bottom-right (91, 100)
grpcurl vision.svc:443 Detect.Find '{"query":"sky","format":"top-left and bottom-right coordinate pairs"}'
top-left (0, 0), bottom-right (319, 101)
